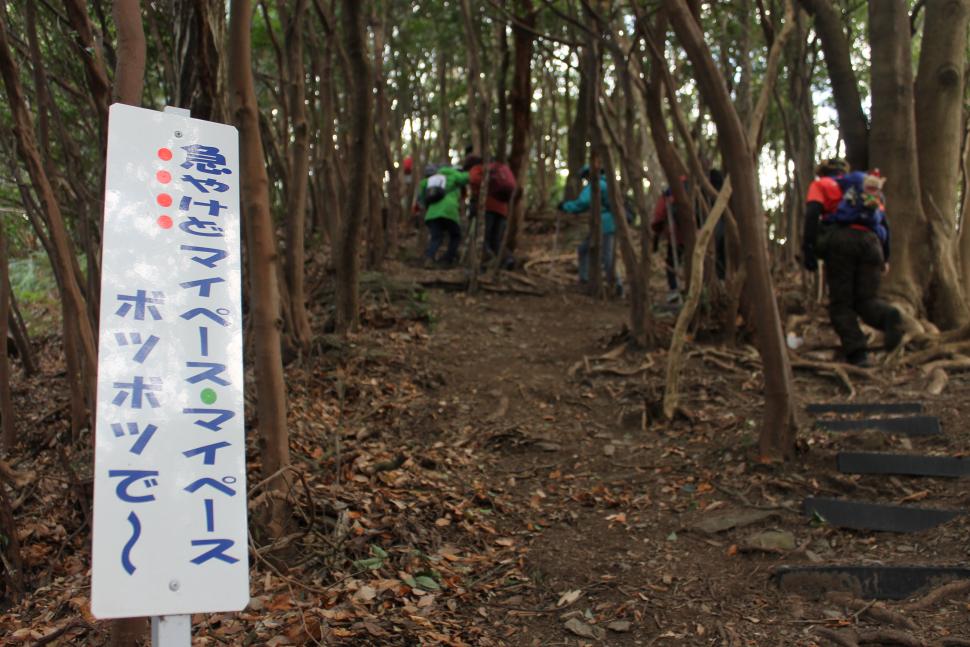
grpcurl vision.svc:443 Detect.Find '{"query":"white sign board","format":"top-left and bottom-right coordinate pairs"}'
top-left (92, 104), bottom-right (248, 619)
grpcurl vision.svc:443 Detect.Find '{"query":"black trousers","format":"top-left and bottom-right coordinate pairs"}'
top-left (425, 218), bottom-right (461, 263)
top-left (821, 226), bottom-right (896, 358)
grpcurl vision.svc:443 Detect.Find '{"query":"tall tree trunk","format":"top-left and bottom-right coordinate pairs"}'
top-left (228, 0), bottom-right (290, 531)
top-left (787, 6), bottom-right (816, 266)
top-left (0, 220), bottom-right (12, 451)
top-left (281, 0), bottom-right (313, 348)
top-left (869, 0), bottom-right (932, 322)
top-left (436, 49), bottom-right (450, 161)
top-left (373, 6), bottom-right (402, 259)
top-left (664, 0), bottom-right (797, 459)
top-left (335, 0), bottom-right (373, 332)
top-left (565, 68), bottom-right (590, 198)
top-left (495, 8), bottom-right (510, 164)
top-left (460, 0), bottom-right (489, 291)
top-left (175, 0), bottom-right (228, 122)
top-left (62, 0), bottom-right (112, 142)
top-left (112, 0), bottom-right (146, 105)
top-left (111, 12), bottom-right (147, 457)
top-left (915, 0), bottom-right (970, 328)
top-left (503, 0), bottom-right (535, 254)
top-left (0, 477), bottom-right (24, 603)
top-left (799, 0), bottom-right (869, 170)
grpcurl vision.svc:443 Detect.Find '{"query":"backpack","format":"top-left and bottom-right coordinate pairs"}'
top-left (487, 162), bottom-right (516, 202)
top-left (424, 173), bottom-right (447, 205)
top-left (830, 171), bottom-right (888, 242)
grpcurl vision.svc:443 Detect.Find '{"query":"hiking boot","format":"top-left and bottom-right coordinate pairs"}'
top-left (847, 350), bottom-right (872, 367)
top-left (421, 257), bottom-right (436, 269)
top-left (884, 309), bottom-right (904, 351)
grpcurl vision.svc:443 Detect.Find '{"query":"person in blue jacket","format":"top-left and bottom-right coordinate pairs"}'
top-left (556, 166), bottom-right (621, 293)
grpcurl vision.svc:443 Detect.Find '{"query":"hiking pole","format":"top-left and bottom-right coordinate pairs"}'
top-left (553, 209), bottom-right (561, 254)
top-left (666, 205), bottom-right (682, 293)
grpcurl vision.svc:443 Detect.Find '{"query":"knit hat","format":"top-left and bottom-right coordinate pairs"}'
top-left (423, 164), bottom-right (438, 178)
top-left (863, 172), bottom-right (885, 192)
top-left (816, 157), bottom-right (849, 177)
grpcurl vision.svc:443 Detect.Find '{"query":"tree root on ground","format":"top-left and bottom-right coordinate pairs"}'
top-left (815, 627), bottom-right (926, 647)
top-left (902, 579), bottom-right (970, 613)
top-left (825, 591), bottom-right (917, 631)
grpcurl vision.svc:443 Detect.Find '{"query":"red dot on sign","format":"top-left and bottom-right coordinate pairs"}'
top-left (157, 215), bottom-right (173, 229)
top-left (157, 193), bottom-right (173, 207)
top-left (156, 170), bottom-right (172, 184)
top-left (158, 148), bottom-right (173, 161)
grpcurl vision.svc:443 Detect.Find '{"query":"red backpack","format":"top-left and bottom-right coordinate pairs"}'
top-left (487, 162), bottom-right (516, 202)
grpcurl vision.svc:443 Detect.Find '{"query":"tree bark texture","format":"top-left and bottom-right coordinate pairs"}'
top-left (62, 0), bottom-right (112, 143)
top-left (664, 0), bottom-right (797, 459)
top-left (0, 220), bottom-right (12, 451)
top-left (869, 0), bottom-right (933, 321)
top-left (504, 0), bottom-right (535, 254)
top-left (335, 0), bottom-right (373, 332)
top-left (175, 0), bottom-right (228, 122)
top-left (915, 0), bottom-right (970, 328)
top-left (112, 0), bottom-right (146, 105)
top-left (228, 0), bottom-right (291, 521)
top-left (281, 0), bottom-right (313, 348)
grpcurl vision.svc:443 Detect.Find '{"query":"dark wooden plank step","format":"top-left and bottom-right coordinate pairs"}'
top-left (816, 416), bottom-right (941, 436)
top-left (807, 402), bottom-right (924, 415)
top-left (772, 564), bottom-right (970, 600)
top-left (837, 452), bottom-right (970, 478)
top-left (803, 497), bottom-right (962, 532)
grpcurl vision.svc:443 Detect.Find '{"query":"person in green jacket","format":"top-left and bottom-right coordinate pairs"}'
top-left (419, 164), bottom-right (469, 267)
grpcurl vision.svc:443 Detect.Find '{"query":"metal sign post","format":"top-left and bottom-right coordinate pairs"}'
top-left (152, 615), bottom-right (191, 645)
top-left (91, 104), bottom-right (248, 646)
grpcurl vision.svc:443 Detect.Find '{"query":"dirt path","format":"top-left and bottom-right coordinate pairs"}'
top-left (417, 283), bottom-right (970, 646)
top-left (420, 287), bottom-right (755, 646)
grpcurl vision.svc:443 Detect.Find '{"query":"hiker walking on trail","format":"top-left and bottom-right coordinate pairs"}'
top-left (463, 154), bottom-right (517, 267)
top-left (418, 163), bottom-right (469, 268)
top-left (802, 159), bottom-right (904, 366)
top-left (651, 184), bottom-right (684, 305)
top-left (557, 165), bottom-right (621, 293)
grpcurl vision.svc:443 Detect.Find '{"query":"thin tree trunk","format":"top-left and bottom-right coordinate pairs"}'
top-left (664, 0), bottom-right (797, 459)
top-left (335, 0), bottom-right (373, 332)
top-left (373, 6), bottom-right (402, 259)
top-left (503, 0), bottom-right (535, 255)
top-left (436, 49), bottom-right (450, 161)
top-left (228, 0), bottom-right (290, 530)
top-left (0, 220), bottom-right (12, 451)
top-left (112, 0), bottom-right (146, 105)
top-left (62, 0), bottom-right (112, 142)
top-left (0, 477), bottom-right (24, 603)
top-left (799, 0), bottom-right (870, 170)
top-left (281, 0), bottom-right (312, 348)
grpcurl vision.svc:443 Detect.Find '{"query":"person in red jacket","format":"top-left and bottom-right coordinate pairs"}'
top-left (802, 158), bottom-right (903, 366)
top-left (802, 158), bottom-right (848, 271)
top-left (463, 154), bottom-right (517, 266)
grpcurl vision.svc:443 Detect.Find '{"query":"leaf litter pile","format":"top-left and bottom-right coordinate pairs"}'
top-left (4, 263), bottom-right (970, 645)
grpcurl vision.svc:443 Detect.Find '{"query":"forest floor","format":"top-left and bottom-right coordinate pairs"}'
top-left (4, 231), bottom-right (970, 646)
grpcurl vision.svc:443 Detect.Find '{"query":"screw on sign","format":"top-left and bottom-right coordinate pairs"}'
top-left (92, 105), bottom-right (247, 647)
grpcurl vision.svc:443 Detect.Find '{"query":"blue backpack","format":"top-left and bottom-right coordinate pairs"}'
top-left (829, 172), bottom-right (888, 243)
